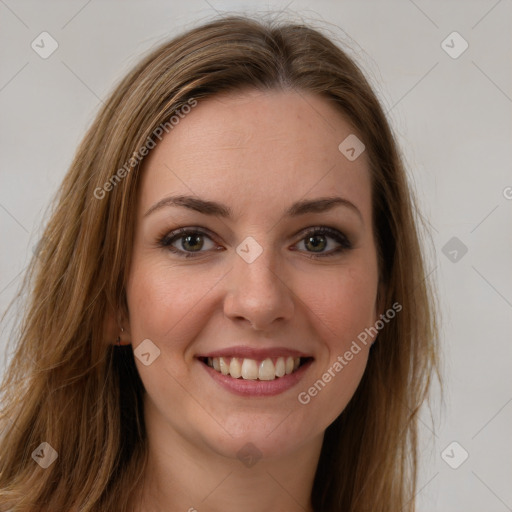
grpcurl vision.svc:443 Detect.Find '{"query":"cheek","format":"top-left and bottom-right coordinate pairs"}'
top-left (294, 262), bottom-right (377, 422)
top-left (125, 261), bottom-right (223, 347)
top-left (124, 262), bottom-right (222, 404)
top-left (302, 262), bottom-right (379, 347)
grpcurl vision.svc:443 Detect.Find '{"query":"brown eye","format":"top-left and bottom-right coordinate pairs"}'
top-left (295, 227), bottom-right (352, 258)
top-left (159, 228), bottom-right (217, 258)
top-left (304, 234), bottom-right (327, 253)
top-left (181, 234), bottom-right (204, 252)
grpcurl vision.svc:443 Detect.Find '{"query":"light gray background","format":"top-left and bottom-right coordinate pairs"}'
top-left (1, 1), bottom-right (511, 510)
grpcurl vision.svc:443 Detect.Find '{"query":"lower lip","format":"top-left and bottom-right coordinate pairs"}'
top-left (198, 358), bottom-right (313, 397)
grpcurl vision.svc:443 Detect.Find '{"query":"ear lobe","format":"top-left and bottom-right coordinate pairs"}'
top-left (102, 305), bottom-right (132, 346)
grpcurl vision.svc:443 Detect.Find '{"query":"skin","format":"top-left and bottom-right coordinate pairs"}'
top-left (119, 89), bottom-right (383, 512)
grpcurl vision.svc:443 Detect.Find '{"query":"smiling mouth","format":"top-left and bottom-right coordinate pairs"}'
top-left (198, 356), bottom-right (313, 381)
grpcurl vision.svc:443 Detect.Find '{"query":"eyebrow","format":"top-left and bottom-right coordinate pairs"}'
top-left (144, 194), bottom-right (362, 221)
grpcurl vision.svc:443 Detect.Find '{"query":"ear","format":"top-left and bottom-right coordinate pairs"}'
top-left (102, 302), bottom-right (132, 346)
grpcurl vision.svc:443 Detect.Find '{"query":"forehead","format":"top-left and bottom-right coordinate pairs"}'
top-left (138, 89), bottom-right (372, 222)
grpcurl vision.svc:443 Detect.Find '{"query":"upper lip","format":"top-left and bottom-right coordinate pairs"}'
top-left (197, 346), bottom-right (313, 360)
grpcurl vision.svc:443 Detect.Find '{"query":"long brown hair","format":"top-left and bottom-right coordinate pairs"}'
top-left (0, 15), bottom-right (440, 512)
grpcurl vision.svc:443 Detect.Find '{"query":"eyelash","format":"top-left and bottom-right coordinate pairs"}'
top-left (157, 226), bottom-right (352, 259)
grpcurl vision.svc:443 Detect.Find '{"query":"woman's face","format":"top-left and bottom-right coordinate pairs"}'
top-left (125, 89), bottom-right (381, 460)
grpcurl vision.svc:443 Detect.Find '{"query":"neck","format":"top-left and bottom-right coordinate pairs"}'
top-left (132, 412), bottom-right (322, 512)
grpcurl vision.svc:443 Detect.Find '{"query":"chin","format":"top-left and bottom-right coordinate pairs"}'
top-left (201, 411), bottom-right (315, 462)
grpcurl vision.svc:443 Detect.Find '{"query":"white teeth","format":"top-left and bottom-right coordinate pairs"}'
top-left (219, 357), bottom-right (229, 375)
top-left (285, 356), bottom-right (294, 375)
top-left (275, 357), bottom-right (286, 378)
top-left (241, 358), bottom-right (259, 379)
top-left (258, 358), bottom-right (275, 381)
top-left (229, 357), bottom-right (242, 378)
top-left (206, 355), bottom-right (305, 380)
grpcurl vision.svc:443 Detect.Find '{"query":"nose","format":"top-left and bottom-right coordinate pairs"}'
top-left (223, 244), bottom-right (295, 331)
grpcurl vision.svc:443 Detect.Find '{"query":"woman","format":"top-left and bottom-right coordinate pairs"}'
top-left (0, 15), bottom-right (440, 512)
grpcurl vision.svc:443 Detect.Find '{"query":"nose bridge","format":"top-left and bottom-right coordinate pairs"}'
top-left (236, 239), bottom-right (280, 292)
top-left (224, 235), bottom-right (294, 329)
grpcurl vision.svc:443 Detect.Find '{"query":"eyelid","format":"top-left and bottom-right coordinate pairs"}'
top-left (295, 226), bottom-right (351, 246)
